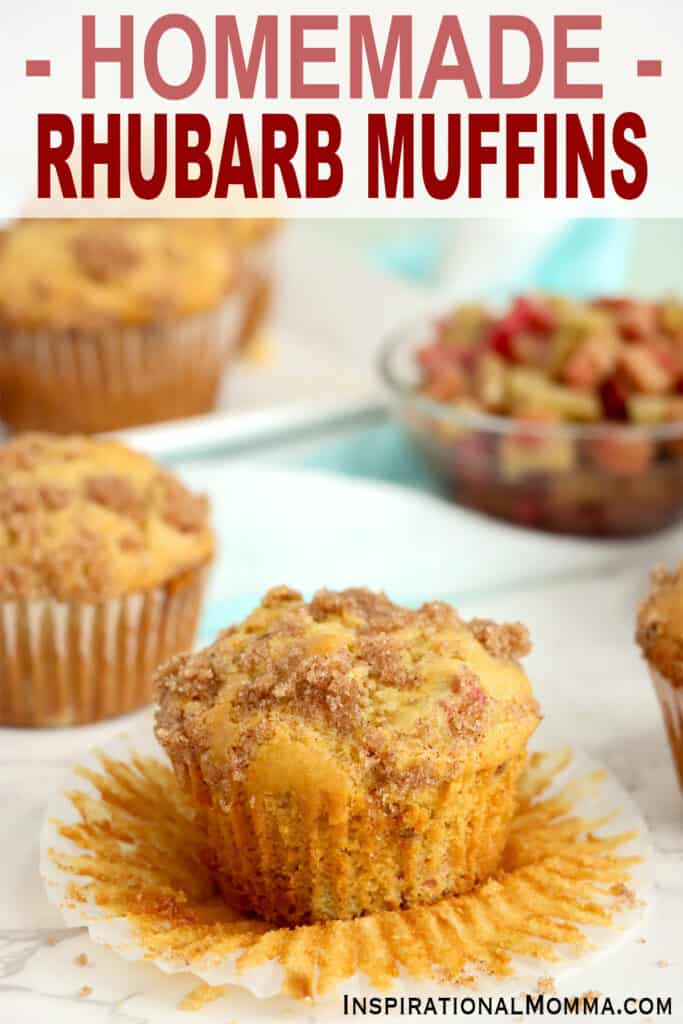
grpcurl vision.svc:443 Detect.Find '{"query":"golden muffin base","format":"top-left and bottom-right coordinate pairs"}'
top-left (0, 297), bottom-right (243, 434)
top-left (184, 751), bottom-right (525, 926)
top-left (47, 749), bottom-right (642, 1003)
top-left (0, 562), bottom-right (208, 727)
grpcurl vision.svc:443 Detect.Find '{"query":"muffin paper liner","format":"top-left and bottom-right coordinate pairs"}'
top-left (0, 295), bottom-right (244, 433)
top-left (0, 564), bottom-right (208, 727)
top-left (193, 753), bottom-right (525, 925)
top-left (238, 233), bottom-right (277, 349)
top-left (647, 665), bottom-right (683, 789)
top-left (40, 719), bottom-right (652, 1006)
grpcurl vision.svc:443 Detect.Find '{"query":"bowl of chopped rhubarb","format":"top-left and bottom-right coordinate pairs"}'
top-left (380, 295), bottom-right (683, 537)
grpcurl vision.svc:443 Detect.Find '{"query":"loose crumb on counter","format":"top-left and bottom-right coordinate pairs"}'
top-left (74, 953), bottom-right (88, 966)
top-left (610, 882), bottom-right (642, 909)
top-left (536, 975), bottom-right (556, 994)
top-left (79, 985), bottom-right (92, 998)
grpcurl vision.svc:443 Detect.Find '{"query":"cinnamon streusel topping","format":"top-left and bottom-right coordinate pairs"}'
top-left (0, 433), bottom-right (213, 601)
top-left (0, 219), bottom-right (239, 329)
top-left (155, 587), bottom-right (540, 805)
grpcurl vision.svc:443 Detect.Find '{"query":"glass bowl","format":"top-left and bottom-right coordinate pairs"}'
top-left (379, 316), bottom-right (683, 537)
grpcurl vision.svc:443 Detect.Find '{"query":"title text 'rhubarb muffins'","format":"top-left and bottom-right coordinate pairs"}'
top-left (0, 433), bottom-right (214, 726)
top-left (0, 219), bottom-right (244, 433)
top-left (156, 586), bottom-right (540, 926)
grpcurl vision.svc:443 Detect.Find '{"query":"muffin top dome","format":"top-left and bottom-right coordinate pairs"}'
top-left (637, 564), bottom-right (683, 685)
top-left (0, 433), bottom-right (213, 601)
top-left (0, 219), bottom-right (238, 329)
top-left (156, 586), bottom-right (540, 806)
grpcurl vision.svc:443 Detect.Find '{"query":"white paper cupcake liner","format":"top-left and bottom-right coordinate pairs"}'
top-left (0, 564), bottom-right (207, 726)
top-left (39, 719), bottom-right (653, 1004)
top-left (0, 294), bottom-right (245, 433)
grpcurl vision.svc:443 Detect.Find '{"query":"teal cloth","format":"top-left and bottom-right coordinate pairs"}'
top-left (368, 220), bottom-right (636, 295)
top-left (298, 421), bottom-right (437, 492)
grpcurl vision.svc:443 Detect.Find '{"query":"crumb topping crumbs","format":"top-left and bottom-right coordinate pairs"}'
top-left (71, 230), bottom-right (139, 283)
top-left (0, 433), bottom-right (213, 601)
top-left (468, 618), bottom-right (532, 660)
top-left (609, 882), bottom-right (641, 910)
top-left (0, 219), bottom-right (239, 329)
top-left (86, 474), bottom-right (146, 524)
top-left (155, 587), bottom-right (538, 801)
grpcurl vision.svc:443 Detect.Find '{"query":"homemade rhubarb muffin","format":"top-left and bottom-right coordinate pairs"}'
top-left (0, 433), bottom-right (213, 726)
top-left (0, 219), bottom-right (244, 433)
top-left (637, 564), bottom-right (683, 789)
top-left (155, 586), bottom-right (540, 925)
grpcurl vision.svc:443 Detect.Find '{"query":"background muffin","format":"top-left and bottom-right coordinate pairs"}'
top-left (156, 586), bottom-right (539, 926)
top-left (0, 219), bottom-right (244, 433)
top-left (637, 565), bottom-right (683, 789)
top-left (0, 433), bottom-right (213, 726)
top-left (225, 219), bottom-right (279, 350)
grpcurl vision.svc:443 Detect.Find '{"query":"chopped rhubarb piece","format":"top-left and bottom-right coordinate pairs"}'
top-left (514, 295), bottom-right (557, 334)
top-left (452, 433), bottom-right (496, 486)
top-left (544, 385), bottom-right (601, 421)
top-left (440, 302), bottom-right (492, 347)
top-left (561, 334), bottom-right (618, 391)
top-left (658, 298), bottom-right (683, 339)
top-left (600, 375), bottom-right (630, 419)
top-left (489, 295), bottom-right (556, 360)
top-left (417, 340), bottom-right (463, 376)
top-left (594, 298), bottom-right (658, 341)
top-left (474, 353), bottom-right (506, 409)
top-left (618, 344), bottom-right (674, 394)
top-left (585, 433), bottom-right (655, 475)
top-left (507, 331), bottom-right (548, 366)
top-left (422, 367), bottom-right (466, 402)
top-left (499, 426), bottom-right (575, 482)
top-left (626, 394), bottom-right (669, 425)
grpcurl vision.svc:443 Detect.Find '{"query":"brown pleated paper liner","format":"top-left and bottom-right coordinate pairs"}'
top-left (43, 746), bottom-right (645, 1002)
top-left (648, 665), bottom-right (683, 790)
top-left (238, 238), bottom-right (276, 351)
top-left (0, 295), bottom-right (244, 434)
top-left (190, 752), bottom-right (526, 925)
top-left (0, 563), bottom-right (208, 727)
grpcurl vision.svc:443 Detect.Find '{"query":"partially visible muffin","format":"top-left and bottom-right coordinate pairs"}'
top-left (225, 219), bottom-right (279, 350)
top-left (0, 219), bottom-right (244, 433)
top-left (156, 586), bottom-right (539, 925)
top-left (637, 565), bottom-right (683, 788)
top-left (0, 432), bottom-right (213, 726)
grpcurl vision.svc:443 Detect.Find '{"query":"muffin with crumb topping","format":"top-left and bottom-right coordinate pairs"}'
top-left (155, 586), bottom-right (539, 925)
top-left (0, 432), bottom-right (213, 726)
top-left (637, 564), bottom-right (683, 789)
top-left (0, 219), bottom-right (244, 433)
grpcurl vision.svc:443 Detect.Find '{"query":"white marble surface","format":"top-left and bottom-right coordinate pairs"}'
top-left (1, 466), bottom-right (683, 1022)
